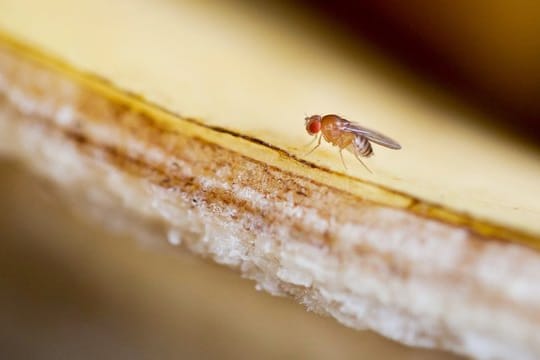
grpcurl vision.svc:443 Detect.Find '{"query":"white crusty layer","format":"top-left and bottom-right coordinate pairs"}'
top-left (2, 55), bottom-right (540, 360)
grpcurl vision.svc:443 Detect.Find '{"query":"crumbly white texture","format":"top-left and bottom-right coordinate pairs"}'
top-left (1, 90), bottom-right (540, 360)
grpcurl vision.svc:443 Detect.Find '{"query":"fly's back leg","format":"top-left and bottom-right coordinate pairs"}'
top-left (352, 148), bottom-right (373, 173)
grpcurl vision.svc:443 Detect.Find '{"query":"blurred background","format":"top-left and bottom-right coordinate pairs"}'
top-left (2, 0), bottom-right (540, 358)
top-left (302, 0), bottom-right (540, 141)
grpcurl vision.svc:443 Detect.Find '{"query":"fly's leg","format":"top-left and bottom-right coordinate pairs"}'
top-left (305, 133), bottom-right (322, 156)
top-left (304, 134), bottom-right (318, 148)
top-left (352, 148), bottom-right (373, 173)
top-left (339, 149), bottom-right (348, 169)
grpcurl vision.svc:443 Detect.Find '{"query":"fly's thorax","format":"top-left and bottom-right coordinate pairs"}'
top-left (320, 114), bottom-right (343, 129)
top-left (320, 115), bottom-right (352, 148)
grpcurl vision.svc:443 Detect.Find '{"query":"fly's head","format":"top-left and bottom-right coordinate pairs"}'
top-left (305, 114), bottom-right (322, 135)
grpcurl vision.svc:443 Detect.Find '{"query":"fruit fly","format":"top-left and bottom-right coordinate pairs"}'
top-left (304, 114), bottom-right (401, 172)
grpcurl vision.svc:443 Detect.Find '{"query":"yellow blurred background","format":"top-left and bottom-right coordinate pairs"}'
top-left (303, 0), bottom-right (540, 139)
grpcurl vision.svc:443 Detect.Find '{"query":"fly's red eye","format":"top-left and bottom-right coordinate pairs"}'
top-left (308, 120), bottom-right (321, 134)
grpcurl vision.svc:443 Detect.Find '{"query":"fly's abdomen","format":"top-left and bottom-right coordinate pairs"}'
top-left (353, 136), bottom-right (373, 157)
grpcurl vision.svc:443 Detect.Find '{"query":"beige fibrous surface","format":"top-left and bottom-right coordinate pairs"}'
top-left (1, 1), bottom-right (540, 359)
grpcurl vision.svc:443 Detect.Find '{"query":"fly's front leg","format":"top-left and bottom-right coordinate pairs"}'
top-left (304, 134), bottom-right (319, 148)
top-left (305, 133), bottom-right (322, 156)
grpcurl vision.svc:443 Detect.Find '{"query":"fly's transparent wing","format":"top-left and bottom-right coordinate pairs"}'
top-left (341, 121), bottom-right (401, 149)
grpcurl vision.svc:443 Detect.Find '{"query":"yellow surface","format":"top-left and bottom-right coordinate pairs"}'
top-left (1, 0), bottom-right (540, 238)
